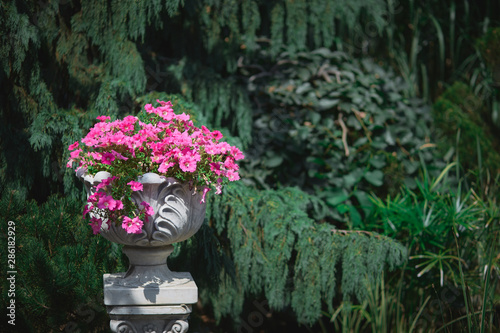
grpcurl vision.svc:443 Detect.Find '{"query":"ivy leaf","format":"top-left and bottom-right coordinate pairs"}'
top-left (326, 189), bottom-right (350, 207)
top-left (296, 82), bottom-right (312, 94)
top-left (265, 155), bottom-right (284, 168)
top-left (349, 205), bottom-right (362, 227)
top-left (364, 170), bottom-right (384, 186)
top-left (342, 168), bottom-right (363, 188)
top-left (353, 190), bottom-right (373, 216)
top-left (317, 98), bottom-right (340, 110)
top-left (370, 155), bottom-right (386, 169)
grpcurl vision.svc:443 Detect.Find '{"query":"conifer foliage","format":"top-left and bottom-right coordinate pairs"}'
top-left (0, 190), bottom-right (127, 332)
top-left (173, 182), bottom-right (406, 326)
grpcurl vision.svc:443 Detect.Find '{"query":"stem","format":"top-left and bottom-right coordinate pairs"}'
top-left (318, 317), bottom-right (328, 333)
top-left (408, 295), bottom-right (431, 333)
top-left (452, 223), bottom-right (472, 332)
top-left (480, 231), bottom-right (496, 333)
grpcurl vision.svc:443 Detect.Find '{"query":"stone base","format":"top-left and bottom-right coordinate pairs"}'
top-left (108, 305), bottom-right (191, 333)
top-left (104, 273), bottom-right (197, 333)
top-left (104, 272), bottom-right (198, 305)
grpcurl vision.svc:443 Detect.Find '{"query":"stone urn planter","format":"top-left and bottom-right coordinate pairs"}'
top-left (80, 170), bottom-right (206, 333)
top-left (67, 100), bottom-right (244, 332)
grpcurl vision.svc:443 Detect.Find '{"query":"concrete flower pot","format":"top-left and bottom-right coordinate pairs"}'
top-left (79, 170), bottom-right (206, 333)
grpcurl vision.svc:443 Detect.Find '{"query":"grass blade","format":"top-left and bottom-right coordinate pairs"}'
top-left (480, 231), bottom-right (496, 333)
top-left (435, 310), bottom-right (491, 333)
top-left (408, 295), bottom-right (431, 333)
top-left (449, 1), bottom-right (456, 71)
top-left (431, 162), bottom-right (457, 192)
top-left (429, 14), bottom-right (445, 81)
top-left (453, 224), bottom-right (473, 332)
top-left (476, 135), bottom-right (483, 192)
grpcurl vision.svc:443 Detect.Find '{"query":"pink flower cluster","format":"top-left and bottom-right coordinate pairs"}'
top-left (83, 176), bottom-right (153, 234)
top-left (67, 100), bottom-right (244, 234)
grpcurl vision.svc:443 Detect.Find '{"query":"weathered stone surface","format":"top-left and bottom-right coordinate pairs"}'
top-left (104, 272), bottom-right (198, 306)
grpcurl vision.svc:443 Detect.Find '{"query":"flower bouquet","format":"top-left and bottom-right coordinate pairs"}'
top-left (67, 100), bottom-right (244, 236)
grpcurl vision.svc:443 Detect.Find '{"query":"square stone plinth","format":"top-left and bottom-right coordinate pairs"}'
top-left (103, 272), bottom-right (198, 306)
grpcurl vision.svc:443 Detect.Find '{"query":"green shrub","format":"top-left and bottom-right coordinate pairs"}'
top-left (365, 163), bottom-right (499, 332)
top-left (0, 190), bottom-right (127, 332)
top-left (477, 27), bottom-right (500, 70)
top-left (433, 82), bottom-right (500, 188)
top-left (240, 48), bottom-right (437, 225)
top-left (170, 181), bottom-right (408, 328)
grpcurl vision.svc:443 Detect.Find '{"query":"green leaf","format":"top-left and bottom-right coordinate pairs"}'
top-left (349, 205), bottom-right (362, 227)
top-left (296, 82), bottom-right (312, 94)
top-left (353, 190), bottom-right (373, 216)
top-left (337, 203), bottom-right (349, 214)
top-left (309, 111), bottom-right (321, 125)
top-left (326, 189), bottom-right (350, 206)
top-left (265, 155), bottom-right (284, 168)
top-left (370, 155), bottom-right (386, 169)
top-left (317, 98), bottom-right (340, 110)
top-left (364, 170), bottom-right (384, 186)
top-left (343, 168), bottom-right (363, 188)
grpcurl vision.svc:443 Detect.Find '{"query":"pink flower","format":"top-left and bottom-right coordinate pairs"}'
top-left (88, 191), bottom-right (103, 203)
top-left (96, 176), bottom-right (117, 191)
top-left (111, 150), bottom-right (128, 160)
top-left (215, 178), bottom-right (223, 194)
top-left (157, 100), bottom-right (172, 107)
top-left (178, 149), bottom-right (199, 172)
top-left (127, 181), bottom-right (143, 191)
top-left (82, 137), bottom-right (98, 147)
top-left (68, 141), bottom-right (79, 150)
top-left (201, 125), bottom-right (211, 135)
top-left (114, 200), bottom-right (124, 210)
top-left (96, 115), bottom-right (111, 122)
top-left (210, 162), bottom-right (222, 175)
top-left (70, 149), bottom-right (82, 159)
top-left (123, 115), bottom-right (137, 124)
top-left (215, 183), bottom-right (222, 195)
top-left (200, 187), bottom-right (210, 204)
top-left (108, 199), bottom-right (121, 211)
top-left (140, 201), bottom-right (154, 217)
top-left (224, 157), bottom-right (239, 170)
top-left (101, 152), bottom-right (115, 165)
top-left (231, 147), bottom-right (245, 160)
top-left (66, 160), bottom-right (74, 168)
top-left (225, 170), bottom-right (240, 181)
top-left (122, 216), bottom-right (143, 234)
top-left (89, 217), bottom-right (103, 234)
top-left (211, 130), bottom-right (223, 140)
top-left (83, 203), bottom-right (93, 218)
top-left (158, 160), bottom-right (174, 173)
top-left (97, 195), bottom-right (117, 210)
top-left (205, 144), bottom-right (220, 155)
top-left (179, 156), bottom-right (197, 172)
top-left (217, 142), bottom-right (231, 153)
top-left (90, 152), bottom-right (102, 160)
top-left (174, 113), bottom-right (190, 122)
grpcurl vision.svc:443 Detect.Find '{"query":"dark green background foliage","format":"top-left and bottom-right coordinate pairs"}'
top-left (240, 49), bottom-right (435, 225)
top-left (433, 82), bottom-right (500, 175)
top-left (0, 191), bottom-right (126, 332)
top-left (1, 0), bottom-right (499, 332)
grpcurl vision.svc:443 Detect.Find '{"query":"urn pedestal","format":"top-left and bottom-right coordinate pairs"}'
top-left (80, 171), bottom-right (206, 333)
